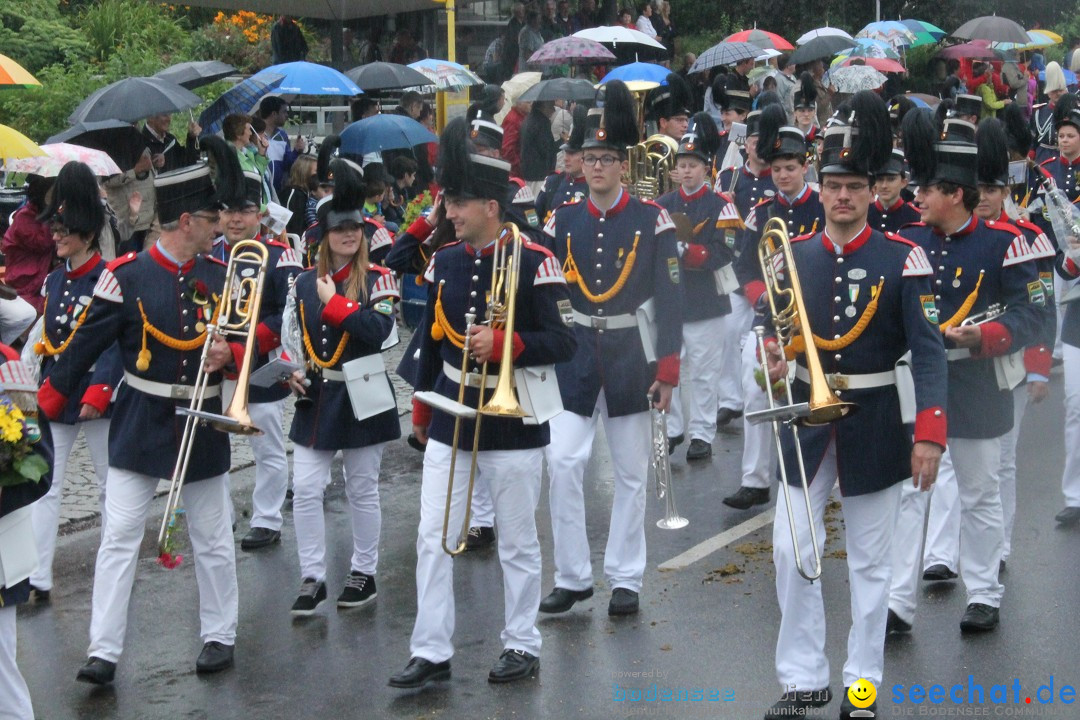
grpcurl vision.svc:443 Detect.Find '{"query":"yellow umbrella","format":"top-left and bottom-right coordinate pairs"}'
top-left (0, 54), bottom-right (41, 89)
top-left (1029, 28), bottom-right (1063, 44)
top-left (0, 124), bottom-right (44, 162)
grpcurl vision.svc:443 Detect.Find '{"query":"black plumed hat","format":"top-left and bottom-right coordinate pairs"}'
top-left (320, 157), bottom-right (366, 230)
top-left (999, 102), bottom-right (1031, 158)
top-left (647, 72), bottom-right (694, 120)
top-left (976, 118), bottom-right (1010, 187)
top-left (564, 103), bottom-right (589, 151)
top-left (820, 90), bottom-right (892, 177)
top-left (954, 94), bottom-right (983, 119)
top-left (793, 71), bottom-right (817, 109)
top-left (903, 106), bottom-right (977, 188)
top-left (316, 134), bottom-right (365, 185)
top-left (154, 136), bottom-right (242, 225)
top-left (38, 160), bottom-right (104, 238)
top-left (583, 79), bottom-right (638, 151)
top-left (466, 102), bottom-right (504, 151)
top-left (1054, 93), bottom-right (1080, 132)
top-left (756, 104), bottom-right (804, 163)
top-left (438, 117), bottom-right (509, 202)
top-left (677, 111), bottom-right (720, 164)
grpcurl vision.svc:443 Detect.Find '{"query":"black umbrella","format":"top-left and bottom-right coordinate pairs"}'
top-left (789, 35), bottom-right (858, 65)
top-left (345, 61), bottom-right (433, 91)
top-left (69, 77), bottom-right (203, 124)
top-left (518, 77), bottom-right (597, 103)
top-left (154, 61), bottom-right (237, 90)
top-left (952, 15), bottom-right (1029, 45)
top-left (46, 121), bottom-right (146, 172)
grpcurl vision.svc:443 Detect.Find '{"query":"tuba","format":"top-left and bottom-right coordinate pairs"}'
top-left (626, 133), bottom-right (679, 200)
top-left (745, 218), bottom-right (856, 581)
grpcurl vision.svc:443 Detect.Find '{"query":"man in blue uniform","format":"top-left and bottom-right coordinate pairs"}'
top-left (759, 92), bottom-right (947, 720)
top-left (38, 138), bottom-right (246, 684)
top-left (868, 148), bottom-right (921, 234)
top-left (715, 108), bottom-right (776, 216)
top-left (390, 118), bottom-right (576, 688)
top-left (715, 88), bottom-right (752, 166)
top-left (536, 104), bottom-right (589, 224)
top-left (540, 80), bottom-right (683, 617)
top-left (888, 110), bottom-right (1042, 635)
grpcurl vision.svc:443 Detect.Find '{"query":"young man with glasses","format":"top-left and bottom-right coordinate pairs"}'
top-left (540, 80), bottom-right (683, 618)
top-left (38, 138), bottom-right (248, 685)
top-left (759, 93), bottom-right (947, 720)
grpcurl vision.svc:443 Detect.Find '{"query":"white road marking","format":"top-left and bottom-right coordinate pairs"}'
top-left (658, 508), bottom-right (775, 571)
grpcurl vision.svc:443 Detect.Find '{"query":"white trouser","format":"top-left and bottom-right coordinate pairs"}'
top-left (30, 418), bottom-right (110, 591)
top-left (666, 346), bottom-right (688, 438)
top-left (0, 606), bottom-right (32, 720)
top-left (292, 443), bottom-right (385, 581)
top-left (88, 469), bottom-right (237, 663)
top-left (410, 440), bottom-right (543, 663)
top-left (952, 437), bottom-right (1005, 606)
top-left (921, 455), bottom-right (960, 571)
top-left (739, 330), bottom-right (777, 490)
top-left (773, 437), bottom-right (900, 690)
top-left (545, 390), bottom-right (651, 592)
top-left (1062, 344), bottom-right (1080, 508)
top-left (470, 474), bottom-right (495, 528)
top-left (247, 399), bottom-right (289, 531)
top-left (668, 315), bottom-right (725, 443)
top-left (997, 385), bottom-right (1029, 561)
top-left (717, 293), bottom-right (752, 411)
top-left (1055, 276), bottom-right (1071, 359)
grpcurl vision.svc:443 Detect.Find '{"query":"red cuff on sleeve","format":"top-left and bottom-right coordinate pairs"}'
top-left (683, 243), bottom-right (708, 269)
top-left (255, 321), bottom-right (281, 356)
top-left (914, 406), bottom-right (947, 449)
top-left (488, 329), bottom-right (524, 363)
top-left (973, 321), bottom-right (1013, 358)
top-left (321, 294), bottom-right (360, 328)
top-left (745, 279), bottom-right (766, 307)
top-left (655, 354), bottom-right (680, 386)
top-left (406, 215), bottom-right (434, 241)
top-left (223, 341), bottom-right (245, 380)
top-left (412, 396), bottom-right (433, 427)
top-left (1065, 257), bottom-right (1080, 277)
top-left (80, 384), bottom-right (113, 414)
top-left (1024, 344), bottom-right (1052, 377)
top-left (38, 378), bottom-right (68, 421)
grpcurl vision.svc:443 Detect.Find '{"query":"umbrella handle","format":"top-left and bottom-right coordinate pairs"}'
top-left (189, 109), bottom-right (200, 150)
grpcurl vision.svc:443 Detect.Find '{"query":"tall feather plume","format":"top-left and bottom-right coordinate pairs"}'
top-left (850, 91), bottom-right (892, 176)
top-left (901, 107), bottom-right (937, 186)
top-left (328, 157), bottom-right (364, 214)
top-left (755, 104), bottom-right (787, 164)
top-left (976, 118), bottom-right (1009, 186)
top-left (317, 134), bottom-right (341, 184)
top-left (934, 98), bottom-right (954, 131)
top-left (797, 71), bottom-right (817, 105)
top-left (567, 103), bottom-right (588, 148)
top-left (999, 103), bottom-right (1031, 157)
top-left (601, 79), bottom-right (639, 147)
top-left (1054, 93), bottom-right (1080, 130)
top-left (665, 72), bottom-right (694, 115)
top-left (436, 116), bottom-right (469, 197)
top-left (689, 111), bottom-right (720, 158)
top-left (39, 161), bottom-right (104, 237)
top-left (200, 135), bottom-right (244, 209)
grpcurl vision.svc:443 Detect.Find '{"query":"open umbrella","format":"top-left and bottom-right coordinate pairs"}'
top-left (339, 114), bottom-right (436, 156)
top-left (529, 36), bottom-right (616, 66)
top-left (901, 19), bottom-right (946, 40)
top-left (994, 30), bottom-right (1063, 52)
top-left (837, 57), bottom-right (906, 74)
top-left (688, 41), bottom-right (760, 74)
top-left (828, 65), bottom-right (887, 93)
top-left (345, 62), bottom-right (433, 91)
top-left (154, 61), bottom-right (237, 90)
top-left (789, 35), bottom-right (857, 65)
top-left (600, 62), bottom-right (670, 85)
top-left (0, 124), bottom-right (44, 161)
top-left (47, 121), bottom-right (145, 172)
top-left (408, 59), bottom-right (483, 91)
top-left (952, 16), bottom-right (1029, 45)
top-left (724, 29), bottom-right (794, 51)
top-left (198, 73), bottom-right (285, 136)
top-left (937, 40), bottom-right (998, 61)
top-left (572, 26), bottom-right (665, 51)
top-left (1040, 68), bottom-right (1078, 85)
top-left (4, 143), bottom-right (121, 177)
top-left (69, 77), bottom-right (203, 124)
top-left (518, 77), bottom-right (598, 103)
top-left (904, 93), bottom-right (941, 108)
top-left (252, 61), bottom-right (362, 96)
top-left (0, 54), bottom-right (40, 90)
top-left (856, 21), bottom-right (917, 50)
top-left (797, 27), bottom-right (854, 45)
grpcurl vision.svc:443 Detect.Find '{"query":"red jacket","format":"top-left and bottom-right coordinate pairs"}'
top-left (1, 203), bottom-right (54, 313)
top-left (501, 107), bottom-right (527, 178)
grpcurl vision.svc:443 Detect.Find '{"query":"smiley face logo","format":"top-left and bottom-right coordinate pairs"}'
top-left (848, 678), bottom-right (876, 709)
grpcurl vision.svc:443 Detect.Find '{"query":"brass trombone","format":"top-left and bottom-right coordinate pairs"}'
top-left (746, 218), bottom-right (856, 581)
top-left (157, 239), bottom-right (269, 557)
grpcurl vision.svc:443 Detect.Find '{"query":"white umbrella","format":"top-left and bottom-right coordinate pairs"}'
top-left (828, 65), bottom-right (887, 94)
top-left (3, 143), bottom-right (121, 177)
top-left (573, 26), bottom-right (666, 50)
top-left (497, 72), bottom-right (543, 123)
top-left (797, 26), bottom-right (855, 45)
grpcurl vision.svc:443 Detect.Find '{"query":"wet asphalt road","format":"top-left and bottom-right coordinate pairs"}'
top-left (17, 374), bottom-right (1080, 720)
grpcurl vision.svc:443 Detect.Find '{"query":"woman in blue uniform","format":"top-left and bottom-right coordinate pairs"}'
top-left (284, 157), bottom-right (402, 616)
top-left (28, 161), bottom-right (121, 600)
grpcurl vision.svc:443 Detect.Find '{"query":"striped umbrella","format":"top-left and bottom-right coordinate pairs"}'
top-left (0, 54), bottom-right (40, 90)
top-left (198, 73), bottom-right (285, 136)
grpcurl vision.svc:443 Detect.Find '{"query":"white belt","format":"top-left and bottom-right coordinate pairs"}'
top-left (123, 371), bottom-right (220, 400)
top-left (946, 348), bottom-right (973, 361)
top-left (443, 361), bottom-right (499, 389)
top-left (321, 368), bottom-right (345, 381)
top-left (794, 365), bottom-right (896, 391)
top-left (571, 309), bottom-right (637, 330)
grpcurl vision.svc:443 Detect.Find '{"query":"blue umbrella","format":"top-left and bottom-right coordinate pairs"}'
top-left (600, 62), bottom-right (670, 85)
top-left (198, 74), bottom-right (284, 136)
top-left (251, 61), bottom-right (362, 96)
top-left (1040, 68), bottom-right (1078, 85)
top-left (340, 114), bottom-right (437, 156)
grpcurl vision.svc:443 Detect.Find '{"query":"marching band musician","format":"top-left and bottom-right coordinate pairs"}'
top-left (645, 72), bottom-right (694, 142)
top-left (37, 138), bottom-right (246, 683)
top-left (536, 104), bottom-right (590, 224)
top-left (314, 138), bottom-right (396, 267)
top-left (715, 88), bottom-right (752, 167)
top-left (759, 92), bottom-right (947, 720)
top-left (227, 169), bottom-right (304, 552)
top-left (283, 157), bottom-right (402, 616)
top-left (792, 72), bottom-right (821, 144)
top-left (27, 161), bottom-right (121, 601)
top-left (725, 104), bottom-right (825, 511)
top-left (867, 148), bottom-right (921, 234)
top-left (1031, 62), bottom-right (1068, 164)
top-left (889, 110), bottom-right (1043, 636)
top-left (540, 79), bottom-right (683, 617)
top-left (390, 118), bottom-right (576, 688)
top-left (656, 112), bottom-right (734, 461)
top-left (715, 108), bottom-right (777, 216)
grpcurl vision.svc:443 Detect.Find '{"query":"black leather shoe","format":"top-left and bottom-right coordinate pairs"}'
top-left (539, 586), bottom-right (593, 613)
top-left (723, 486), bottom-right (770, 510)
top-left (465, 525), bottom-right (496, 551)
top-left (388, 657), bottom-right (451, 688)
top-left (999, 559), bottom-right (1007, 574)
top-left (488, 649), bottom-right (539, 683)
top-left (667, 434), bottom-right (684, 455)
top-left (960, 603), bottom-right (999, 632)
top-left (240, 527), bottom-right (281, 551)
top-left (30, 585), bottom-right (50, 603)
top-left (1055, 506), bottom-right (1080, 525)
top-left (686, 438), bottom-right (712, 460)
top-left (716, 407), bottom-right (743, 427)
top-left (763, 688), bottom-right (831, 719)
top-left (840, 687), bottom-right (877, 720)
top-left (886, 608), bottom-right (912, 636)
top-left (76, 657), bottom-right (116, 685)
top-left (196, 641), bottom-right (234, 674)
top-left (922, 563), bottom-right (958, 581)
top-left (608, 588), bottom-right (639, 616)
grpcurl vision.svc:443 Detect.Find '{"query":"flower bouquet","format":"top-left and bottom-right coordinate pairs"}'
top-left (400, 190), bottom-right (434, 232)
top-left (157, 508), bottom-right (185, 569)
top-left (0, 396), bottom-right (49, 489)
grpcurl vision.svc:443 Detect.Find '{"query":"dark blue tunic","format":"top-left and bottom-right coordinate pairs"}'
top-left (867, 197), bottom-right (921, 235)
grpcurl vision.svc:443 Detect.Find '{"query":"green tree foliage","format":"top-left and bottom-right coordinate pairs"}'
top-left (0, 0), bottom-right (89, 73)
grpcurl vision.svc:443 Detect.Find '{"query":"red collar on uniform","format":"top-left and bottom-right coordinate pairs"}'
top-left (66, 252), bottom-right (102, 279)
top-left (931, 214), bottom-right (977, 238)
top-left (1061, 154), bottom-right (1080, 168)
top-left (679, 184), bottom-right (709, 201)
top-left (587, 190), bottom-right (630, 218)
top-left (464, 239), bottom-right (497, 258)
top-left (821, 224), bottom-right (872, 255)
top-left (331, 262), bottom-right (352, 283)
top-left (569, 174), bottom-right (587, 185)
top-left (743, 165), bottom-right (771, 179)
top-left (776, 184), bottom-right (811, 208)
top-left (874, 197), bottom-right (905, 212)
top-left (149, 243), bottom-right (195, 274)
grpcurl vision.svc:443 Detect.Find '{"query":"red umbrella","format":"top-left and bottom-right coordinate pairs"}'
top-left (724, 29), bottom-right (794, 51)
top-left (937, 40), bottom-right (997, 60)
top-left (839, 57), bottom-right (906, 73)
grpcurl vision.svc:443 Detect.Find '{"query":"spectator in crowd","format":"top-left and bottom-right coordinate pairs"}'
top-left (482, 33), bottom-right (506, 83)
top-left (540, 0), bottom-right (560, 41)
top-left (477, 84), bottom-right (507, 118)
top-left (354, 26), bottom-right (383, 65)
top-left (389, 29), bottom-right (427, 65)
top-left (635, 2), bottom-right (657, 38)
top-left (971, 61), bottom-right (1011, 118)
top-left (572, 0), bottom-right (599, 32)
top-left (941, 58), bottom-right (967, 99)
top-left (351, 97), bottom-right (381, 122)
top-left (1, 175), bottom-right (55, 313)
top-left (223, 113), bottom-right (271, 207)
top-left (679, 54), bottom-right (707, 112)
top-left (502, 96), bottom-right (531, 177)
top-left (654, 2), bottom-right (676, 60)
top-left (502, 3), bottom-right (527, 79)
top-left (618, 8), bottom-right (634, 28)
top-left (141, 113), bottom-right (200, 174)
top-left (518, 11), bottom-right (546, 71)
top-left (773, 54), bottom-right (796, 118)
top-left (396, 91), bottom-right (424, 120)
top-left (385, 156), bottom-right (419, 228)
top-left (555, 0), bottom-right (574, 37)
top-left (271, 16), bottom-right (308, 64)
top-left (103, 148), bottom-right (156, 253)
top-left (283, 154), bottom-right (317, 237)
top-left (258, 96), bottom-right (307, 195)
top-left (521, 101), bottom-right (559, 193)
